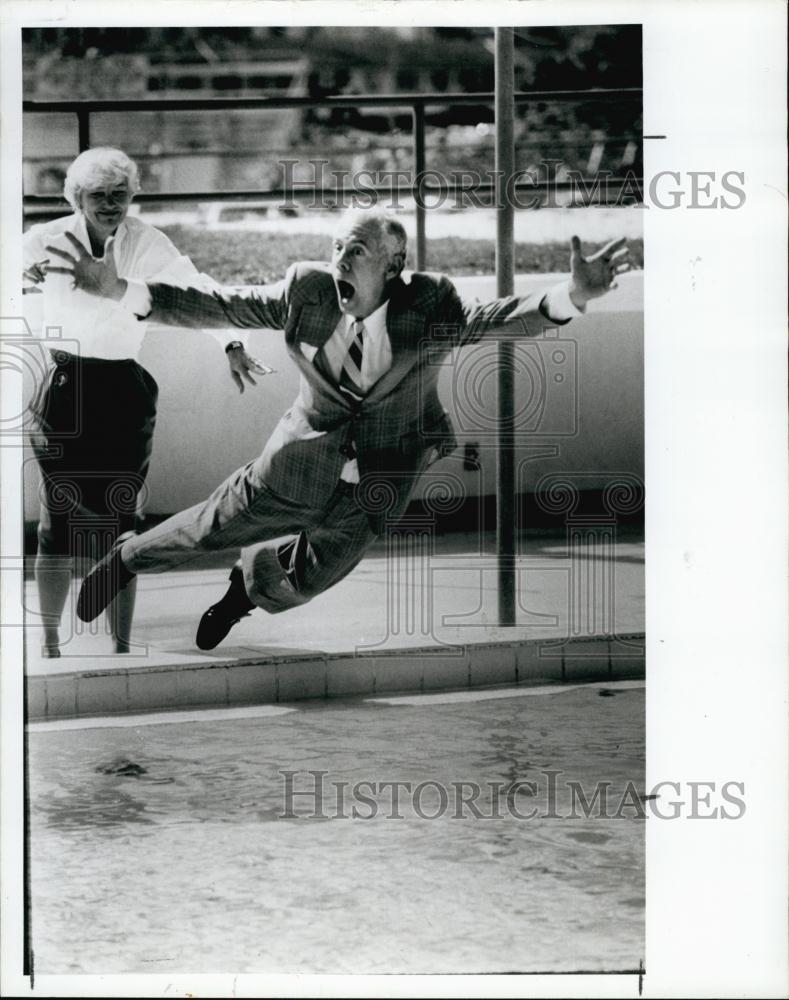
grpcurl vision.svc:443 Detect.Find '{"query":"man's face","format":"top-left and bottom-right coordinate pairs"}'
top-left (331, 218), bottom-right (399, 319)
top-left (78, 179), bottom-right (132, 244)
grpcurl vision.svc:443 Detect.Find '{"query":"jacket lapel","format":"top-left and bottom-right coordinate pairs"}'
top-left (364, 276), bottom-right (425, 403)
top-left (297, 281), bottom-right (341, 349)
top-left (291, 278), bottom-right (346, 400)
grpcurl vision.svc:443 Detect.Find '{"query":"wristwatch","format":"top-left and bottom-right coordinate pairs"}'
top-left (225, 340), bottom-right (244, 354)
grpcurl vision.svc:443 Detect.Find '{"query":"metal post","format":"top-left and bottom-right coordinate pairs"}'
top-left (77, 109), bottom-right (90, 152)
top-left (412, 104), bottom-right (426, 270)
top-left (495, 27), bottom-right (516, 626)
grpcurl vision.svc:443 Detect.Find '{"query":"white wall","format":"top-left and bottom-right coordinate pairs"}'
top-left (22, 271), bottom-right (642, 520)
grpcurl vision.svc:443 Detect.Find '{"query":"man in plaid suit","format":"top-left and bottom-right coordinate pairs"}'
top-left (49, 208), bottom-right (630, 649)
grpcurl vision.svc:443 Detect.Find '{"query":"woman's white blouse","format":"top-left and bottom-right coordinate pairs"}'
top-left (23, 213), bottom-right (223, 360)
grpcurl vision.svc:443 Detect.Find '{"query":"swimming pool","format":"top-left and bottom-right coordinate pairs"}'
top-left (27, 681), bottom-right (644, 974)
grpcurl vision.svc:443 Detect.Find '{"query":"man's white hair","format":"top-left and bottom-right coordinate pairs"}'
top-left (63, 147), bottom-right (140, 211)
top-left (339, 207), bottom-right (408, 276)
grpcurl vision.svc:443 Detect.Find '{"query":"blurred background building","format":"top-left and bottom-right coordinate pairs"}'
top-left (23, 25), bottom-right (642, 207)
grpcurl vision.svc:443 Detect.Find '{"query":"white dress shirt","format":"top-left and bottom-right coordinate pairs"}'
top-left (23, 213), bottom-right (232, 359)
top-left (320, 301), bottom-right (392, 482)
top-left (321, 300), bottom-right (393, 391)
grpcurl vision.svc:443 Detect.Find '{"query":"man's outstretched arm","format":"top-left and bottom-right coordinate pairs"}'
top-left (45, 231), bottom-right (291, 332)
top-left (439, 235), bottom-right (632, 345)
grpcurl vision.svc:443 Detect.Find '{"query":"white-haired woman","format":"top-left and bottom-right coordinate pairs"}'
top-left (23, 147), bottom-right (265, 657)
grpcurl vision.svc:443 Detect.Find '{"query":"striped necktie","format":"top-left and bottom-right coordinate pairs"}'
top-left (338, 319), bottom-right (365, 402)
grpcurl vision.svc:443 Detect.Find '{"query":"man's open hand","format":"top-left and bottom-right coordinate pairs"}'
top-left (568, 235), bottom-right (632, 309)
top-left (225, 345), bottom-right (276, 394)
top-left (44, 232), bottom-right (127, 301)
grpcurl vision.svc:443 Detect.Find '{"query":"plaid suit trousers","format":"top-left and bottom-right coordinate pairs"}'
top-left (122, 451), bottom-right (377, 613)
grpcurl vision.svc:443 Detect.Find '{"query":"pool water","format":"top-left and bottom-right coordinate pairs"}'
top-left (27, 682), bottom-right (644, 974)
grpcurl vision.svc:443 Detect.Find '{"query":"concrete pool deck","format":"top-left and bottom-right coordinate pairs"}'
top-left (24, 535), bottom-right (645, 721)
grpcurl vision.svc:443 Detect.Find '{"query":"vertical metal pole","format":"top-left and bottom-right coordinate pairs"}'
top-left (412, 103), bottom-right (426, 270)
top-left (495, 27), bottom-right (516, 625)
top-left (77, 109), bottom-right (91, 152)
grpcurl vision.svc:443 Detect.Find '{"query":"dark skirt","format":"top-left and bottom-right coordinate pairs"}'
top-left (29, 351), bottom-right (159, 559)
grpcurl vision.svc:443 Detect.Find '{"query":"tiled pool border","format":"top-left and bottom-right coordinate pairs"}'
top-left (26, 633), bottom-right (645, 721)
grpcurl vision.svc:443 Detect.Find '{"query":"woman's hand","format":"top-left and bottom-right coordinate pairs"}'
top-left (44, 232), bottom-right (128, 300)
top-left (23, 258), bottom-right (50, 294)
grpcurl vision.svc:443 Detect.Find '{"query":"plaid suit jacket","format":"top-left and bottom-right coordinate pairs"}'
top-left (147, 262), bottom-right (567, 530)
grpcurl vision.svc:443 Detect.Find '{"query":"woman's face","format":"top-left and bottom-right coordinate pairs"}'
top-left (78, 178), bottom-right (132, 243)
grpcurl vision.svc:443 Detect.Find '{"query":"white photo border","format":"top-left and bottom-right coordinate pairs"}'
top-left (2, 1), bottom-right (787, 997)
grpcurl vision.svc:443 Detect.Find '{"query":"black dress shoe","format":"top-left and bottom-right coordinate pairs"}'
top-left (196, 566), bottom-right (255, 651)
top-left (76, 532), bottom-right (136, 623)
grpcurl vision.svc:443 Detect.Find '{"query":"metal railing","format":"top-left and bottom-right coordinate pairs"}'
top-left (23, 87), bottom-right (643, 271)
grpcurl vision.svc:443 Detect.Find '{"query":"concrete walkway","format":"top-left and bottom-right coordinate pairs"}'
top-left (25, 534), bottom-right (645, 720)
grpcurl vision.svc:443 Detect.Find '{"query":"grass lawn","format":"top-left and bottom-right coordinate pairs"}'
top-left (159, 225), bottom-right (644, 286)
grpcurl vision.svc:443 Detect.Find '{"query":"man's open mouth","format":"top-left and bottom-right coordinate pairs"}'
top-left (336, 278), bottom-right (355, 304)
